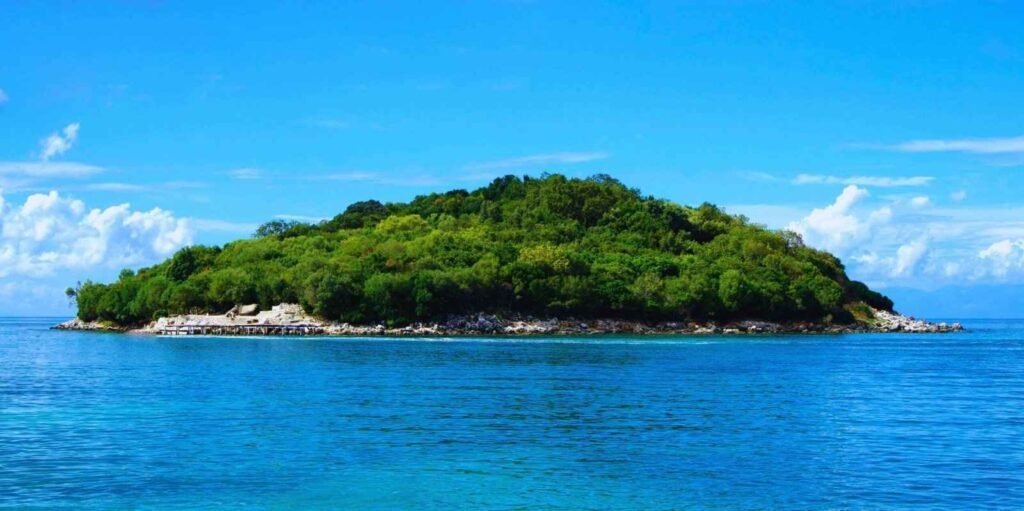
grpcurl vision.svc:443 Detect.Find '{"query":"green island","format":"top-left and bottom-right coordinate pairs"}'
top-left (62, 173), bottom-right (918, 334)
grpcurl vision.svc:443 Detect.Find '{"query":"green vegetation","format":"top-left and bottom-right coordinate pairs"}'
top-left (68, 174), bottom-right (893, 327)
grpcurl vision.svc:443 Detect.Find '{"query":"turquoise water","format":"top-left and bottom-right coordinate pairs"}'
top-left (2, 318), bottom-right (1023, 510)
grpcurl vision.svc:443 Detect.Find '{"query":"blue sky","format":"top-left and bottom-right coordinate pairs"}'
top-left (2, 1), bottom-right (1024, 316)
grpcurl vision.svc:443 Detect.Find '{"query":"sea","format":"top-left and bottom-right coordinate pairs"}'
top-left (1, 317), bottom-right (1022, 510)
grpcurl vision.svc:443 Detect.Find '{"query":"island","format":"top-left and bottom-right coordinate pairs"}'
top-left (57, 174), bottom-right (961, 335)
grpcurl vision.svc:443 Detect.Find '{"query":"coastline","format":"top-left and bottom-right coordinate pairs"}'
top-left (53, 304), bottom-right (964, 336)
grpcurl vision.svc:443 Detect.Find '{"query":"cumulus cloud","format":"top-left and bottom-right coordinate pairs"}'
top-left (909, 196), bottom-right (931, 208)
top-left (465, 151), bottom-right (609, 171)
top-left (0, 189), bottom-right (192, 278)
top-left (787, 186), bottom-right (941, 280)
top-left (787, 185), bottom-right (891, 253)
top-left (775, 183), bottom-right (1024, 286)
top-left (40, 123), bottom-right (80, 161)
top-left (793, 174), bottom-right (933, 187)
top-left (977, 239), bottom-right (1024, 278)
top-left (892, 238), bottom-right (929, 277)
top-left (854, 238), bottom-right (930, 278)
top-left (951, 190), bottom-right (967, 202)
top-left (890, 136), bottom-right (1024, 154)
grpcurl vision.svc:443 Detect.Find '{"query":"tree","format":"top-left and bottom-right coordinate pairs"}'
top-left (254, 220), bottom-right (309, 239)
top-left (65, 283), bottom-right (80, 308)
top-left (67, 173), bottom-right (890, 326)
top-left (324, 200), bottom-right (390, 230)
top-left (718, 269), bottom-right (751, 313)
top-left (167, 246), bottom-right (219, 282)
top-left (301, 270), bottom-right (362, 321)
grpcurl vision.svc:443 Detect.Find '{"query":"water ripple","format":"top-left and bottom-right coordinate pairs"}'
top-left (0, 319), bottom-right (1022, 509)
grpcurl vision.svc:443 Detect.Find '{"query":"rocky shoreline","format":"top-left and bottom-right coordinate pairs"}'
top-left (53, 304), bottom-right (964, 336)
top-left (53, 318), bottom-right (133, 333)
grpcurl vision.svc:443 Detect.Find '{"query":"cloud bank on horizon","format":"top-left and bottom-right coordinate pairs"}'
top-left (784, 185), bottom-right (1024, 287)
top-left (0, 189), bottom-right (192, 279)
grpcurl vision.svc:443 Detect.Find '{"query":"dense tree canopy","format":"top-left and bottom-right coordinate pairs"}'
top-left (71, 174), bottom-right (893, 326)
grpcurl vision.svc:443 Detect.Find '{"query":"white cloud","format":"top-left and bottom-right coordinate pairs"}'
top-left (852, 251), bottom-right (880, 266)
top-left (893, 238), bottom-right (929, 277)
top-left (229, 168), bottom-right (263, 180)
top-left (0, 128), bottom-right (100, 191)
top-left (275, 214), bottom-right (327, 223)
top-left (84, 182), bottom-right (148, 192)
top-left (951, 190), bottom-right (967, 202)
top-left (786, 186), bottom-right (944, 281)
top-left (793, 174), bottom-right (933, 187)
top-left (0, 189), bottom-right (192, 278)
top-left (787, 185), bottom-right (891, 253)
top-left (738, 171), bottom-right (783, 183)
top-left (0, 88), bottom-right (8, 104)
top-left (909, 196), bottom-right (931, 208)
top-left (40, 123), bottom-right (80, 161)
top-left (190, 218), bottom-right (258, 234)
top-left (855, 237), bottom-right (930, 279)
top-left (321, 171), bottom-right (377, 182)
top-left (787, 186), bottom-right (1024, 285)
top-left (978, 239), bottom-right (1024, 278)
top-left (941, 262), bottom-right (961, 277)
top-left (316, 170), bottom-right (495, 187)
top-left (77, 181), bottom-right (206, 193)
top-left (890, 136), bottom-right (1024, 154)
top-left (465, 151), bottom-right (609, 171)
top-left (0, 161), bottom-right (103, 178)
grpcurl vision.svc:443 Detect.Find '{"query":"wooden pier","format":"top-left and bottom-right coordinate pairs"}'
top-left (158, 324), bottom-right (324, 336)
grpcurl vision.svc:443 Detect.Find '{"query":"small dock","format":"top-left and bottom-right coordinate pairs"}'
top-left (158, 324), bottom-right (324, 336)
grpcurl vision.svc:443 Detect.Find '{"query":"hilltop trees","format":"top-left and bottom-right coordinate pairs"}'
top-left (73, 174), bottom-right (890, 326)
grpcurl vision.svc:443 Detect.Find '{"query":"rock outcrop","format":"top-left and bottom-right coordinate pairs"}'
top-left (872, 309), bottom-right (963, 333)
top-left (53, 318), bottom-right (130, 332)
top-left (56, 304), bottom-right (964, 336)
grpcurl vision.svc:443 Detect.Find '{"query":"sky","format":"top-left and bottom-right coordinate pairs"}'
top-left (2, 1), bottom-right (1024, 317)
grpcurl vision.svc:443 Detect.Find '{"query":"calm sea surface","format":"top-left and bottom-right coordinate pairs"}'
top-left (1, 317), bottom-right (1022, 510)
